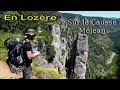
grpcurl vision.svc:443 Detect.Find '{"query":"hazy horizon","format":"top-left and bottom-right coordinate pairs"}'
top-left (59, 11), bottom-right (120, 18)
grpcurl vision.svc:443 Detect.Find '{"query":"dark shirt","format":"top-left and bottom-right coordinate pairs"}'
top-left (23, 41), bottom-right (32, 65)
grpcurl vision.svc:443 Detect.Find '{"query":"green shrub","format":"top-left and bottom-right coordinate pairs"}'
top-left (31, 63), bottom-right (62, 79)
top-left (61, 49), bottom-right (65, 56)
top-left (37, 29), bottom-right (55, 62)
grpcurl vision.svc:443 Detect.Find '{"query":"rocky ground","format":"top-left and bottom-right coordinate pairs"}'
top-left (106, 52), bottom-right (116, 65)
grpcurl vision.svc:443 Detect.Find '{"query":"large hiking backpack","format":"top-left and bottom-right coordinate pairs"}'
top-left (4, 38), bottom-right (27, 66)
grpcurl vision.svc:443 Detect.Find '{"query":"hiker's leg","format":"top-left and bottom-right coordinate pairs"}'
top-left (23, 65), bottom-right (32, 79)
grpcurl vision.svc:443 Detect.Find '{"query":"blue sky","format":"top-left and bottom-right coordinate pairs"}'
top-left (59, 11), bottom-right (120, 18)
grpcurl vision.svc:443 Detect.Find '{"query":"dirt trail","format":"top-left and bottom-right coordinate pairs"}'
top-left (0, 60), bottom-right (38, 79)
top-left (0, 60), bottom-right (22, 79)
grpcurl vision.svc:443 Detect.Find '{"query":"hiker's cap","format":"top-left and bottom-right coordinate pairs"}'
top-left (25, 29), bottom-right (36, 35)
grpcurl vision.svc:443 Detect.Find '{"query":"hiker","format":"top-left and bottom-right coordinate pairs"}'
top-left (6, 29), bottom-right (41, 79)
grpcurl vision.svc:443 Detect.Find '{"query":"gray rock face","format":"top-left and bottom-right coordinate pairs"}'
top-left (77, 34), bottom-right (88, 53)
top-left (74, 34), bottom-right (88, 79)
top-left (52, 24), bottom-right (61, 61)
top-left (52, 24), bottom-right (66, 78)
top-left (60, 38), bottom-right (67, 66)
top-left (31, 19), bottom-right (89, 79)
top-left (66, 33), bottom-right (88, 79)
top-left (56, 17), bottom-right (89, 79)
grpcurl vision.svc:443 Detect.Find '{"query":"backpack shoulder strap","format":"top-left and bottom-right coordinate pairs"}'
top-left (22, 39), bottom-right (29, 45)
